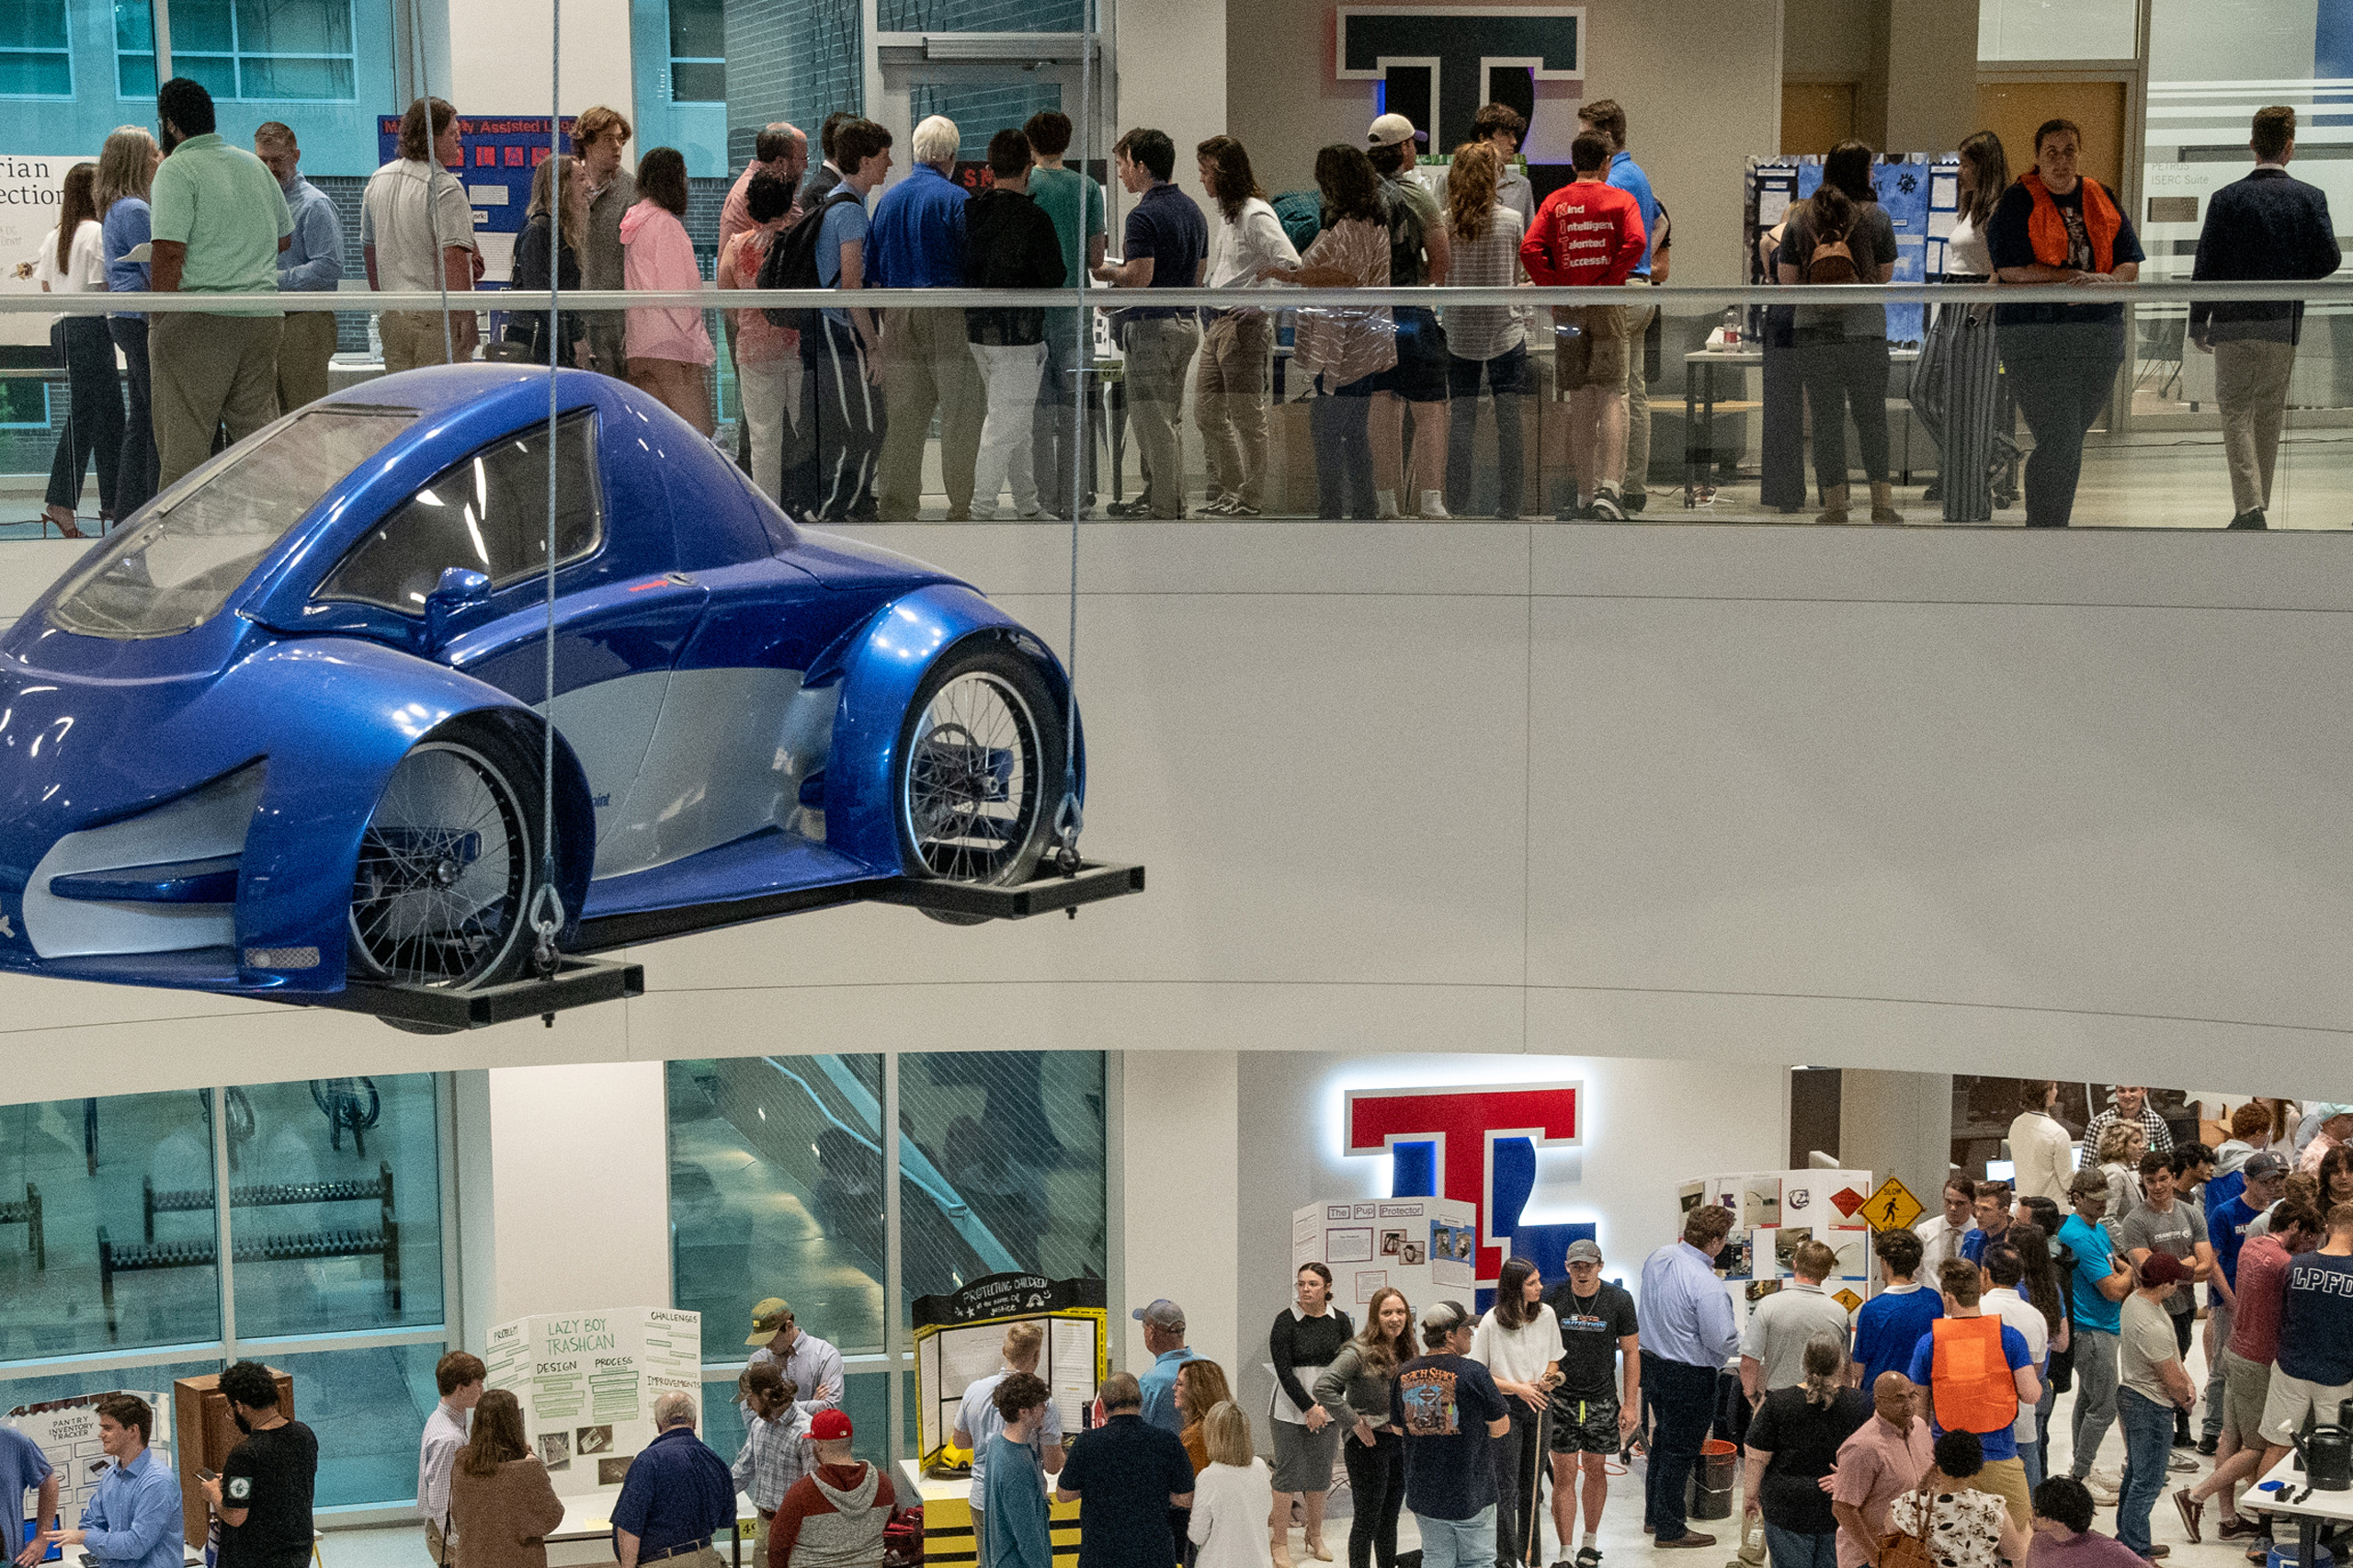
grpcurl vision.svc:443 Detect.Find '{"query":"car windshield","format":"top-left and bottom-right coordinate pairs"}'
top-left (49, 405), bottom-right (418, 640)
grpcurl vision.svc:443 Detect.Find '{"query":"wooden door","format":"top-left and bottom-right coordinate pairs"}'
top-left (1973, 79), bottom-right (2127, 189)
top-left (173, 1369), bottom-right (295, 1549)
top-left (1782, 83), bottom-right (1857, 155)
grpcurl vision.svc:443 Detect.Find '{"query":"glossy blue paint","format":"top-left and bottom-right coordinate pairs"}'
top-left (0, 365), bottom-right (1082, 1002)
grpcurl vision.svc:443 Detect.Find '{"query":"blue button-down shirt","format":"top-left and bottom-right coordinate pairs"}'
top-left (610, 1426), bottom-right (735, 1557)
top-left (864, 163), bottom-right (968, 289)
top-left (1638, 1240), bottom-right (1739, 1369)
top-left (1137, 1345), bottom-right (1199, 1435)
top-left (79, 1447), bottom-right (181, 1568)
top-left (1607, 150), bottom-right (1658, 278)
top-left (277, 173), bottom-right (343, 292)
top-left (0, 1429), bottom-right (51, 1564)
top-left (102, 198), bottom-right (152, 318)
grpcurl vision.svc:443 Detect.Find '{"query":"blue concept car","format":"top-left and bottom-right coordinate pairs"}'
top-left (0, 365), bottom-right (1082, 1000)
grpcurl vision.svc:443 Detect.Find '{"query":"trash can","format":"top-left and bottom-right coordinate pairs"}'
top-left (1688, 1437), bottom-right (1738, 1520)
top-left (2269, 1544), bottom-right (2334, 1568)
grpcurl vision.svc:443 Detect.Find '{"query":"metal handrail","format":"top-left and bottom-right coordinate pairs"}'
top-left (2, 278), bottom-right (2349, 312)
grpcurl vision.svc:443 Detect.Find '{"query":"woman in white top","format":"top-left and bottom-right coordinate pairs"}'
top-left (1471, 1256), bottom-right (1560, 1568)
top-left (1438, 142), bottom-right (1529, 519)
top-left (2007, 1080), bottom-right (2077, 1205)
top-left (1190, 1402), bottom-right (1277, 1568)
top-left (28, 162), bottom-right (119, 538)
top-left (1909, 129), bottom-right (2008, 523)
top-left (1195, 136), bottom-right (1299, 517)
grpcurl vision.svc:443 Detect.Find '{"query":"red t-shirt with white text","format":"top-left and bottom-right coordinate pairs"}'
top-left (1519, 178), bottom-right (1646, 289)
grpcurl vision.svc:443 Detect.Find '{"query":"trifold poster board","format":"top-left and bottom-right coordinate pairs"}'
top-left (1293, 1196), bottom-right (1478, 1312)
top-left (485, 1308), bottom-right (702, 1494)
top-left (5, 1391), bottom-right (173, 1540)
top-left (913, 1274), bottom-right (1107, 1471)
top-left (1743, 154), bottom-right (1953, 346)
top-left (1678, 1170), bottom-right (1875, 1336)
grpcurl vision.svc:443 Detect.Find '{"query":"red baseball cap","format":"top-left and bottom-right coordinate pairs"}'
top-left (810, 1409), bottom-right (853, 1441)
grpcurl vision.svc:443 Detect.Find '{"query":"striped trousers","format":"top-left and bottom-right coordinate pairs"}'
top-left (805, 316), bottom-right (884, 521)
top-left (1912, 300), bottom-right (2002, 522)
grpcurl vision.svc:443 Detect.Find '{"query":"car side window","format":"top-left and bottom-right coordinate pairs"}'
top-left (317, 410), bottom-right (603, 613)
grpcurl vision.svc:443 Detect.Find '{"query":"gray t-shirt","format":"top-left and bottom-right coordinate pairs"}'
top-left (2117, 1199), bottom-right (2208, 1315)
top-left (1739, 1282), bottom-right (1853, 1392)
top-left (2119, 1291), bottom-right (2180, 1406)
top-left (1779, 198), bottom-right (1899, 339)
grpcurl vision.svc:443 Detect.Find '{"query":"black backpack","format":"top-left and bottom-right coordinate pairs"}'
top-left (758, 187), bottom-right (864, 332)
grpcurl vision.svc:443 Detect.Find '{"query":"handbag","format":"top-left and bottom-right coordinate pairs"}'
top-left (1878, 1479), bottom-right (1938, 1568)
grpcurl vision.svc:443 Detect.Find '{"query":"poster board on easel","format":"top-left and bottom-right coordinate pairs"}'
top-left (1743, 154), bottom-right (1949, 345)
top-left (911, 1273), bottom-right (1108, 1471)
top-left (1292, 1196), bottom-right (1478, 1315)
top-left (1677, 1169), bottom-right (1876, 1336)
top-left (483, 1307), bottom-right (702, 1496)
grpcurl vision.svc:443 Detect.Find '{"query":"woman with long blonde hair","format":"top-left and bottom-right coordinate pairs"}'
top-left (1313, 1288), bottom-right (1413, 1568)
top-left (1439, 140), bottom-right (1529, 517)
top-left (95, 126), bottom-right (161, 517)
top-left (506, 153), bottom-right (589, 367)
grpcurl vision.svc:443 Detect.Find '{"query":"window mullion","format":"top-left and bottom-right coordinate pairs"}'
top-left (883, 1049), bottom-right (903, 1460)
top-left (210, 1085), bottom-right (238, 1358)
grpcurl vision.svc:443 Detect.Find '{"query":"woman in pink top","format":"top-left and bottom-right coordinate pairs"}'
top-left (717, 170), bottom-right (799, 503)
top-left (620, 146), bottom-right (716, 435)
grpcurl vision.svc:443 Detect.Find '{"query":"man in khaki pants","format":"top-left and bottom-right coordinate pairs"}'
top-left (254, 123), bottom-right (345, 412)
top-left (146, 76), bottom-right (292, 488)
top-left (363, 97), bottom-right (479, 373)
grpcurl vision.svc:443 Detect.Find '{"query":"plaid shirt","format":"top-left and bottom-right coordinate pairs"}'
top-left (2079, 1103), bottom-right (2174, 1167)
top-left (732, 1407), bottom-right (813, 1513)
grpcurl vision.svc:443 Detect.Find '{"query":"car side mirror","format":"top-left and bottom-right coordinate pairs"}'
top-left (424, 566), bottom-right (492, 647)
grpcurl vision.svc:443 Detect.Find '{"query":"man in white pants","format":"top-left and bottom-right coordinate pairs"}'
top-left (961, 129), bottom-right (1068, 520)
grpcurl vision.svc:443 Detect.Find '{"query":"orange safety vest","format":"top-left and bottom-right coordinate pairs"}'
top-left (2021, 171), bottom-right (2121, 274)
top-left (1929, 1315), bottom-right (2020, 1434)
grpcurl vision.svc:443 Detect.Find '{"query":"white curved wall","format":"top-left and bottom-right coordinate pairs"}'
top-left (0, 523), bottom-right (2347, 1101)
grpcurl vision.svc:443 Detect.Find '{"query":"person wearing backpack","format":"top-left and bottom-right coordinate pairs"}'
top-left (1776, 141), bottom-right (1902, 525)
top-left (771, 118), bottom-right (893, 522)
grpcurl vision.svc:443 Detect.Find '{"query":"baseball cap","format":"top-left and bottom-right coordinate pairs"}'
top-left (2316, 1104), bottom-right (2353, 1126)
top-left (2243, 1151), bottom-right (2290, 1181)
top-left (745, 1297), bottom-right (793, 1346)
top-left (1132, 1299), bottom-right (1186, 1330)
top-left (810, 1408), bottom-right (853, 1441)
top-left (1367, 113), bottom-right (1428, 149)
top-left (2066, 1169), bottom-right (2110, 1203)
top-left (1564, 1240), bottom-right (1603, 1265)
top-left (2138, 1253), bottom-right (2190, 1288)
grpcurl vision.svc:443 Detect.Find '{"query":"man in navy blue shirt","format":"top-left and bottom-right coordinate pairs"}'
top-left (2189, 105), bottom-right (2341, 528)
top-left (1092, 128), bottom-right (1206, 519)
top-left (1055, 1372), bottom-right (1197, 1568)
top-left (611, 1393), bottom-right (736, 1568)
top-left (867, 114), bottom-right (983, 521)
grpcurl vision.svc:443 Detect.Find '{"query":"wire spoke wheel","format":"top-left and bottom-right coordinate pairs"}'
top-left (349, 738), bottom-right (532, 988)
top-left (904, 670), bottom-right (1043, 882)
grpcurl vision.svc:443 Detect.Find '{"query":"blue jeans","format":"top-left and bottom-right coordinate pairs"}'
top-left (1413, 1505), bottom-right (1496, 1568)
top-left (1764, 1524), bottom-right (1839, 1568)
top-left (2117, 1387), bottom-right (2173, 1554)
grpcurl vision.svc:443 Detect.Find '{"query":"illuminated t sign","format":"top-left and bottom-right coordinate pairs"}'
top-left (1345, 1082), bottom-right (1582, 1288)
top-left (1336, 6), bottom-right (1584, 153)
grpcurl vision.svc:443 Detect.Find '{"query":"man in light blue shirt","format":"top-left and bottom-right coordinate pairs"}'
top-left (254, 122), bottom-right (344, 415)
top-left (49, 1394), bottom-right (178, 1568)
top-left (1638, 1204), bottom-right (1738, 1549)
top-left (1132, 1298), bottom-right (1200, 1435)
top-left (0, 1423), bottom-right (55, 1568)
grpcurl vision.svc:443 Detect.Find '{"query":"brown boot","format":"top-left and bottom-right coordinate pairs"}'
top-left (1870, 481), bottom-right (1904, 525)
top-left (1815, 483), bottom-right (1850, 525)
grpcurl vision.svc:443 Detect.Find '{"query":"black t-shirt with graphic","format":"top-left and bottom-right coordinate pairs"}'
top-left (1392, 1352), bottom-right (1509, 1522)
top-left (1543, 1279), bottom-right (1640, 1399)
top-left (219, 1421), bottom-right (319, 1568)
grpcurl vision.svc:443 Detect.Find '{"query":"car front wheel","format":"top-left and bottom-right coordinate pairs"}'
top-left (892, 641), bottom-right (1067, 892)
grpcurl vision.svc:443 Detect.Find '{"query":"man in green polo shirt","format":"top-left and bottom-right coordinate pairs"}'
top-left (148, 76), bottom-right (294, 487)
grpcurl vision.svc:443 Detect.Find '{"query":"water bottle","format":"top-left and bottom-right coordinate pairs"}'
top-left (1722, 306), bottom-right (1742, 347)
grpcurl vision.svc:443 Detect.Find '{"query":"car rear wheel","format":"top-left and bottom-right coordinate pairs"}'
top-left (892, 642), bottom-right (1066, 898)
top-left (348, 721), bottom-right (546, 991)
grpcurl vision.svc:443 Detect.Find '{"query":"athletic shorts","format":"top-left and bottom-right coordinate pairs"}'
top-left (1369, 306), bottom-right (1450, 403)
top-left (2221, 1348), bottom-right (2272, 1447)
top-left (1547, 1389), bottom-right (1620, 1454)
top-left (2260, 1368), bottom-right (2353, 1448)
top-left (1552, 304), bottom-right (1628, 393)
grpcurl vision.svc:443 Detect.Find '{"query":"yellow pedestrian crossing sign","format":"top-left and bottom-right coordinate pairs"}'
top-left (1833, 1287), bottom-right (1864, 1313)
top-left (1864, 1177), bottom-right (1924, 1233)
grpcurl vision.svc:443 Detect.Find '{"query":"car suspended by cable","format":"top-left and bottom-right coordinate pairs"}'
top-left (0, 365), bottom-right (1138, 1028)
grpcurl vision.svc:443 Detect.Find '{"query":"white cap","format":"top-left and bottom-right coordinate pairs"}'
top-left (1367, 113), bottom-right (1428, 149)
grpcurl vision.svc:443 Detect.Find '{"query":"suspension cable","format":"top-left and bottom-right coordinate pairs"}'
top-left (527, 0), bottom-right (567, 982)
top-left (1051, 0), bottom-right (1093, 877)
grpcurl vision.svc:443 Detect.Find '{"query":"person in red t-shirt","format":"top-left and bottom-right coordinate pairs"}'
top-left (2176, 1199), bottom-right (2325, 1540)
top-left (1519, 131), bottom-right (1645, 519)
top-left (769, 1410), bottom-right (897, 1568)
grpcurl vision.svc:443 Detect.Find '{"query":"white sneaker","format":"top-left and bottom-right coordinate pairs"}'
top-left (1419, 489), bottom-right (1450, 518)
top-left (2081, 1475), bottom-right (2120, 1506)
top-left (1375, 489), bottom-right (1400, 519)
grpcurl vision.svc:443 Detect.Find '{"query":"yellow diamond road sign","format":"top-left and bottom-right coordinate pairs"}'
top-left (1833, 1287), bottom-right (1864, 1313)
top-left (1864, 1177), bottom-right (1924, 1233)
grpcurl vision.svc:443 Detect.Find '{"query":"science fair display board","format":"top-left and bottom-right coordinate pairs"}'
top-left (5, 1390), bottom-right (173, 1540)
top-left (485, 1308), bottom-right (702, 1494)
top-left (1677, 1169), bottom-right (1875, 1335)
top-left (1292, 1196), bottom-right (1479, 1312)
top-left (1743, 155), bottom-right (1952, 346)
top-left (375, 114), bottom-right (578, 284)
top-left (913, 1274), bottom-right (1106, 1471)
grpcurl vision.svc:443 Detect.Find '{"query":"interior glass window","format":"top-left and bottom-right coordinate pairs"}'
top-left (317, 410), bottom-right (603, 614)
